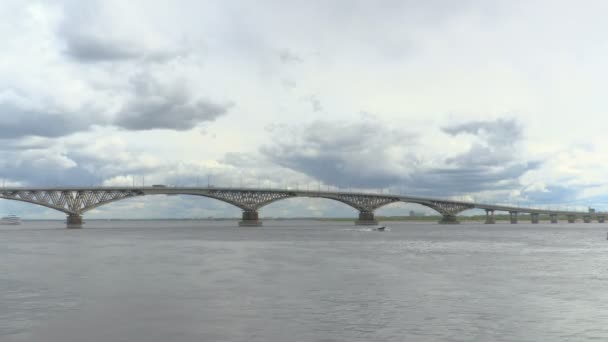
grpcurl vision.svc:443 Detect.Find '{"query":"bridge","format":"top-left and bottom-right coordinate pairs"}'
top-left (0, 186), bottom-right (602, 228)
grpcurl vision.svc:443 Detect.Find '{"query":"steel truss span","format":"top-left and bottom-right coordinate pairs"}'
top-left (0, 187), bottom-right (602, 228)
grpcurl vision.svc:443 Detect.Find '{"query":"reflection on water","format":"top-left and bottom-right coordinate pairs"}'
top-left (1, 220), bottom-right (608, 341)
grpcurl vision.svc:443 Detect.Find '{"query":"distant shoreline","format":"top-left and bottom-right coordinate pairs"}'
top-left (18, 214), bottom-right (584, 223)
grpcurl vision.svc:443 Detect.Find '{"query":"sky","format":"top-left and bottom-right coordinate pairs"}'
top-left (1, 0), bottom-right (608, 219)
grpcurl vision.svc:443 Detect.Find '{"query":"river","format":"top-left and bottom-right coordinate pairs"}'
top-left (2, 220), bottom-right (607, 341)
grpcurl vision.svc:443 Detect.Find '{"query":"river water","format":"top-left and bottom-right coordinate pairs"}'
top-left (1, 220), bottom-right (608, 341)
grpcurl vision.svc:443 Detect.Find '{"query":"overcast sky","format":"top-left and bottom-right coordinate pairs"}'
top-left (1, 0), bottom-right (608, 219)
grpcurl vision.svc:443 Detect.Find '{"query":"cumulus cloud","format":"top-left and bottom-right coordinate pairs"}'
top-left (0, 149), bottom-right (96, 186)
top-left (443, 119), bottom-right (523, 166)
top-left (57, 0), bottom-right (192, 64)
top-left (404, 118), bottom-right (540, 197)
top-left (0, 101), bottom-right (90, 139)
top-left (520, 184), bottom-right (580, 205)
top-left (0, 84), bottom-right (230, 138)
top-left (261, 118), bottom-right (414, 188)
top-left (262, 118), bottom-right (541, 200)
top-left (114, 75), bottom-right (231, 131)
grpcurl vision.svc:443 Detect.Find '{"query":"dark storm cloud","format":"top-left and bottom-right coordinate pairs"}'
top-left (0, 102), bottom-right (89, 139)
top-left (114, 76), bottom-right (231, 131)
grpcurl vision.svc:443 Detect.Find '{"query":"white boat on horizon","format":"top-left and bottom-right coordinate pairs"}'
top-left (1, 214), bottom-right (21, 225)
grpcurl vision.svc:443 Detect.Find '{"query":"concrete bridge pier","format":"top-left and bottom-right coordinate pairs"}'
top-left (531, 213), bottom-right (539, 224)
top-left (356, 211), bottom-right (378, 225)
top-left (598, 215), bottom-right (605, 223)
top-left (584, 215), bottom-right (592, 223)
top-left (485, 209), bottom-right (495, 224)
top-left (239, 210), bottom-right (262, 226)
top-left (550, 214), bottom-right (558, 224)
top-left (66, 214), bottom-right (83, 228)
top-left (567, 215), bottom-right (576, 223)
top-left (509, 211), bottom-right (518, 224)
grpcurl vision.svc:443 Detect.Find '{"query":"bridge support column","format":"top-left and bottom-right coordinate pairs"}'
top-left (239, 210), bottom-right (262, 226)
top-left (66, 214), bottom-right (83, 229)
top-left (484, 209), bottom-right (495, 224)
top-left (438, 215), bottom-right (459, 224)
top-left (355, 211), bottom-right (378, 225)
top-left (531, 213), bottom-right (539, 224)
top-left (550, 214), bottom-right (558, 224)
top-left (598, 215), bottom-right (605, 223)
top-left (568, 215), bottom-right (576, 223)
top-left (584, 215), bottom-right (592, 223)
top-left (509, 211), bottom-right (518, 224)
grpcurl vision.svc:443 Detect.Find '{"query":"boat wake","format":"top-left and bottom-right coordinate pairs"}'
top-left (342, 226), bottom-right (390, 232)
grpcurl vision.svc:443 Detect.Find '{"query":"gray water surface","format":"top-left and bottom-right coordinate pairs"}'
top-left (1, 220), bottom-right (608, 341)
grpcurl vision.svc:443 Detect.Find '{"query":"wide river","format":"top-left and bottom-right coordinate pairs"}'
top-left (1, 220), bottom-right (607, 341)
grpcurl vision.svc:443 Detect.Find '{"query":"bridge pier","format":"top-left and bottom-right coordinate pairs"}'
top-left (66, 214), bottom-right (83, 229)
top-left (531, 213), bottom-right (539, 224)
top-left (584, 215), bottom-right (592, 223)
top-left (355, 211), bottom-right (378, 225)
top-left (598, 215), bottom-right (605, 223)
top-left (239, 210), bottom-right (262, 226)
top-left (567, 215), bottom-right (576, 223)
top-left (550, 214), bottom-right (558, 224)
top-left (438, 215), bottom-right (459, 224)
top-left (485, 209), bottom-right (495, 224)
top-left (509, 211), bottom-right (518, 224)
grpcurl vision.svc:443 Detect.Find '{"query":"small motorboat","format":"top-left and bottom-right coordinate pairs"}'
top-left (373, 226), bottom-right (386, 231)
top-left (0, 214), bottom-right (21, 225)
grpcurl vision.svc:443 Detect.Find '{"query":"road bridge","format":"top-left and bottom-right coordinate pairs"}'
top-left (0, 187), bottom-right (602, 228)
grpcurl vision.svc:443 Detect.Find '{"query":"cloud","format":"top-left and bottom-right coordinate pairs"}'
top-left (520, 184), bottom-right (582, 207)
top-left (306, 95), bottom-right (323, 112)
top-left (63, 34), bottom-right (142, 62)
top-left (0, 149), bottom-right (96, 186)
top-left (0, 77), bottom-right (230, 138)
top-left (63, 32), bottom-right (187, 63)
top-left (262, 118), bottom-right (541, 200)
top-left (261, 118), bottom-right (413, 188)
top-left (406, 119), bottom-right (538, 197)
top-left (57, 1), bottom-right (191, 64)
top-left (443, 118), bottom-right (523, 166)
top-left (0, 101), bottom-right (90, 139)
top-left (113, 75), bottom-right (231, 131)
top-left (407, 162), bottom-right (540, 197)
top-left (278, 49), bottom-right (302, 64)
